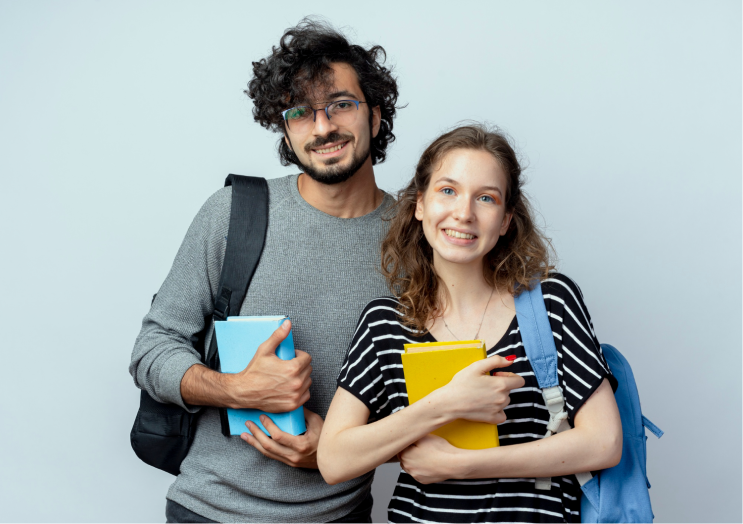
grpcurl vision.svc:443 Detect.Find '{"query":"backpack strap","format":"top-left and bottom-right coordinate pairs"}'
top-left (205, 174), bottom-right (269, 436)
top-left (514, 281), bottom-right (572, 490)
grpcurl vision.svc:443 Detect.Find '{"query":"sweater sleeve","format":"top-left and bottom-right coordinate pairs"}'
top-left (543, 273), bottom-right (616, 421)
top-left (129, 187), bottom-right (231, 411)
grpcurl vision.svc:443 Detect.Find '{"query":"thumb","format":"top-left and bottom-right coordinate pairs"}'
top-left (254, 319), bottom-right (292, 357)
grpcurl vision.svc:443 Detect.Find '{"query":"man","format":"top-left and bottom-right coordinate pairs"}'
top-left (130, 19), bottom-right (399, 523)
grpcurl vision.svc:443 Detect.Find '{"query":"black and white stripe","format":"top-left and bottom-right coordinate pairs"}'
top-left (337, 273), bottom-right (615, 523)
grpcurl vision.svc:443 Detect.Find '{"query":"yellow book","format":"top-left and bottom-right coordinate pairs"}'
top-left (402, 340), bottom-right (500, 450)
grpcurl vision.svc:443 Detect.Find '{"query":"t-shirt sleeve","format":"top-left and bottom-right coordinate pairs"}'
top-left (336, 299), bottom-right (393, 422)
top-left (542, 274), bottom-right (617, 421)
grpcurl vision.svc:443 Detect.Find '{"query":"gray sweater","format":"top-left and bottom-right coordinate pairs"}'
top-left (130, 174), bottom-right (394, 522)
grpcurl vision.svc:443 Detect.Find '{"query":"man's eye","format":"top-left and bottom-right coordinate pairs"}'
top-left (334, 101), bottom-right (354, 110)
top-left (286, 107), bottom-right (310, 120)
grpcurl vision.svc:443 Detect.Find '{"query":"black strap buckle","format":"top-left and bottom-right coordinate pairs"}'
top-left (213, 287), bottom-right (232, 321)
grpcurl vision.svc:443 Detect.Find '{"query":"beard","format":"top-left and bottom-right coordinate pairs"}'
top-left (298, 132), bottom-right (371, 185)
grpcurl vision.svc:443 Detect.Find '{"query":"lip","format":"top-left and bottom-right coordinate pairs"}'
top-left (441, 228), bottom-right (478, 245)
top-left (311, 140), bottom-right (350, 158)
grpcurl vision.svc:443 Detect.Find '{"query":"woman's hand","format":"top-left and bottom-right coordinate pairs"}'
top-left (399, 435), bottom-right (462, 484)
top-left (437, 355), bottom-right (525, 424)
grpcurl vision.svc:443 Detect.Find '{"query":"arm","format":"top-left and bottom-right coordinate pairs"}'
top-left (398, 378), bottom-right (622, 484)
top-left (129, 189), bottom-right (312, 413)
top-left (317, 355), bottom-right (525, 485)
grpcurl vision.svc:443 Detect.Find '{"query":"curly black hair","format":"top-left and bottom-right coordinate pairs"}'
top-left (246, 18), bottom-right (400, 167)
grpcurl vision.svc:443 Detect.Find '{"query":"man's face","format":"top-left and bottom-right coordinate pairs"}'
top-left (284, 62), bottom-right (381, 185)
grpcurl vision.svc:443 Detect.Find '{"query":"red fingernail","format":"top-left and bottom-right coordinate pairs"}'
top-left (505, 355), bottom-right (517, 361)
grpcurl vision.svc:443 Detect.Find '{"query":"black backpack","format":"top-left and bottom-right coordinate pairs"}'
top-left (130, 175), bottom-right (269, 475)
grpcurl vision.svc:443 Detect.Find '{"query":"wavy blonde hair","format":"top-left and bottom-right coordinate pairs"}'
top-left (381, 124), bottom-right (555, 332)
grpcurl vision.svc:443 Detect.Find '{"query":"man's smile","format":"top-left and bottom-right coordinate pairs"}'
top-left (312, 140), bottom-right (349, 156)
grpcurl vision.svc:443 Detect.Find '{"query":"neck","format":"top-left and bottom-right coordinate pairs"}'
top-left (297, 157), bottom-right (381, 218)
top-left (434, 254), bottom-right (493, 316)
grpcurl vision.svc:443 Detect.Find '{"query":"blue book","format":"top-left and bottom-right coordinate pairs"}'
top-left (214, 315), bottom-right (307, 437)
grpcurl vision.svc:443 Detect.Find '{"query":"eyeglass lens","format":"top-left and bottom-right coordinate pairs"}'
top-left (284, 100), bottom-right (360, 132)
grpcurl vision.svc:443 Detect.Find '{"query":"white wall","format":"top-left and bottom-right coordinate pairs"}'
top-left (0, 1), bottom-right (740, 522)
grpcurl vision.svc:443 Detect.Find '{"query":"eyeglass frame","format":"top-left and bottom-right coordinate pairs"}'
top-left (281, 99), bottom-right (368, 130)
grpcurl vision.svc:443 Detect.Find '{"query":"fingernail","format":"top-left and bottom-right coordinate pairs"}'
top-left (260, 415), bottom-right (267, 422)
top-left (505, 355), bottom-right (517, 361)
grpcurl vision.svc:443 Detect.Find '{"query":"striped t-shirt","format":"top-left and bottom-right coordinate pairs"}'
top-left (337, 273), bottom-right (616, 523)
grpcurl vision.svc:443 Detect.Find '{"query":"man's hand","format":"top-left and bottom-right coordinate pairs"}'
top-left (437, 355), bottom-right (525, 425)
top-left (240, 408), bottom-right (323, 469)
top-left (398, 434), bottom-right (461, 484)
top-left (227, 320), bottom-right (313, 411)
top-left (181, 320), bottom-right (313, 411)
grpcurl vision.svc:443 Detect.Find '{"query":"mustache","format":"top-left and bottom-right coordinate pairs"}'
top-left (304, 133), bottom-right (354, 152)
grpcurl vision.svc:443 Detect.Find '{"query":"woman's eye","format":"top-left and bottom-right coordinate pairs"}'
top-left (479, 195), bottom-right (500, 204)
top-left (441, 188), bottom-right (455, 196)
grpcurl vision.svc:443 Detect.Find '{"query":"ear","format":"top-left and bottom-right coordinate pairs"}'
top-left (500, 212), bottom-right (513, 236)
top-left (371, 106), bottom-right (382, 138)
top-left (284, 134), bottom-right (293, 152)
top-left (414, 192), bottom-right (424, 221)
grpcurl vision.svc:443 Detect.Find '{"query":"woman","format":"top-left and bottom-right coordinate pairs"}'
top-left (317, 125), bottom-right (622, 523)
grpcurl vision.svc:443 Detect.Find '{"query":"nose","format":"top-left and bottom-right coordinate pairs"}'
top-left (312, 107), bottom-right (339, 137)
top-left (453, 197), bottom-right (475, 222)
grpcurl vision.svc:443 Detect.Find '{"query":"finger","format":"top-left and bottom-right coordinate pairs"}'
top-left (246, 420), bottom-right (290, 455)
top-left (303, 408), bottom-right (324, 431)
top-left (473, 355), bottom-right (514, 373)
top-left (294, 349), bottom-right (312, 366)
top-left (240, 432), bottom-right (294, 465)
top-left (258, 416), bottom-right (308, 453)
top-left (259, 415), bottom-right (284, 439)
top-left (253, 320), bottom-right (292, 357)
top-left (501, 374), bottom-right (526, 389)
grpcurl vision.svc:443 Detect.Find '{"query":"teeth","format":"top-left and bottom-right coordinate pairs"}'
top-left (445, 229), bottom-right (475, 240)
top-left (314, 143), bottom-right (345, 154)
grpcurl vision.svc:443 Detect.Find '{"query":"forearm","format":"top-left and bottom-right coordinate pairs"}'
top-left (180, 364), bottom-right (238, 408)
top-left (319, 388), bottom-right (454, 484)
top-left (454, 425), bottom-right (622, 480)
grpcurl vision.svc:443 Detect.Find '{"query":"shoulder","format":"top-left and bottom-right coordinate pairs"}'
top-left (266, 174), bottom-right (295, 197)
top-left (540, 272), bottom-right (587, 305)
top-left (200, 174), bottom-right (294, 216)
top-left (358, 296), bottom-right (407, 322)
top-left (352, 296), bottom-right (420, 334)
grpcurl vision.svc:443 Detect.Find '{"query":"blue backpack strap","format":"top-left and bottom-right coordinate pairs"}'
top-left (515, 281), bottom-right (582, 490)
top-left (514, 281), bottom-right (559, 388)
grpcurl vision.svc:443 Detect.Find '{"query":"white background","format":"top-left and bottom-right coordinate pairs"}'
top-left (0, 1), bottom-right (740, 522)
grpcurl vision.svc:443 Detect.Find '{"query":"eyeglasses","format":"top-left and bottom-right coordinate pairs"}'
top-left (281, 99), bottom-right (367, 133)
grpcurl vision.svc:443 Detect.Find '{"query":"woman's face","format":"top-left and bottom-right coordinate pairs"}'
top-left (415, 148), bottom-right (512, 270)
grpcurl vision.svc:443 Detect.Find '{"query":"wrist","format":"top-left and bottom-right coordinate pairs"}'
top-left (425, 387), bottom-right (458, 426)
top-left (446, 446), bottom-right (469, 479)
top-left (460, 447), bottom-right (499, 480)
top-left (219, 372), bottom-right (245, 409)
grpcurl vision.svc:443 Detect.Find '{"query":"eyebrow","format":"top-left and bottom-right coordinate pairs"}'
top-left (322, 90), bottom-right (361, 101)
top-left (436, 177), bottom-right (504, 196)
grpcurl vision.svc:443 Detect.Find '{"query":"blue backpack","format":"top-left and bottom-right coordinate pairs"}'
top-left (514, 282), bottom-right (663, 523)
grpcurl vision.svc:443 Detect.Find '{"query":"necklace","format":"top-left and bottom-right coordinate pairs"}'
top-left (442, 285), bottom-right (496, 341)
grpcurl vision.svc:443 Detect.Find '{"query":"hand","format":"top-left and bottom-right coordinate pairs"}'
top-left (399, 435), bottom-right (461, 484)
top-left (241, 408), bottom-right (323, 469)
top-left (227, 320), bottom-right (313, 411)
top-left (438, 355), bottom-right (525, 424)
